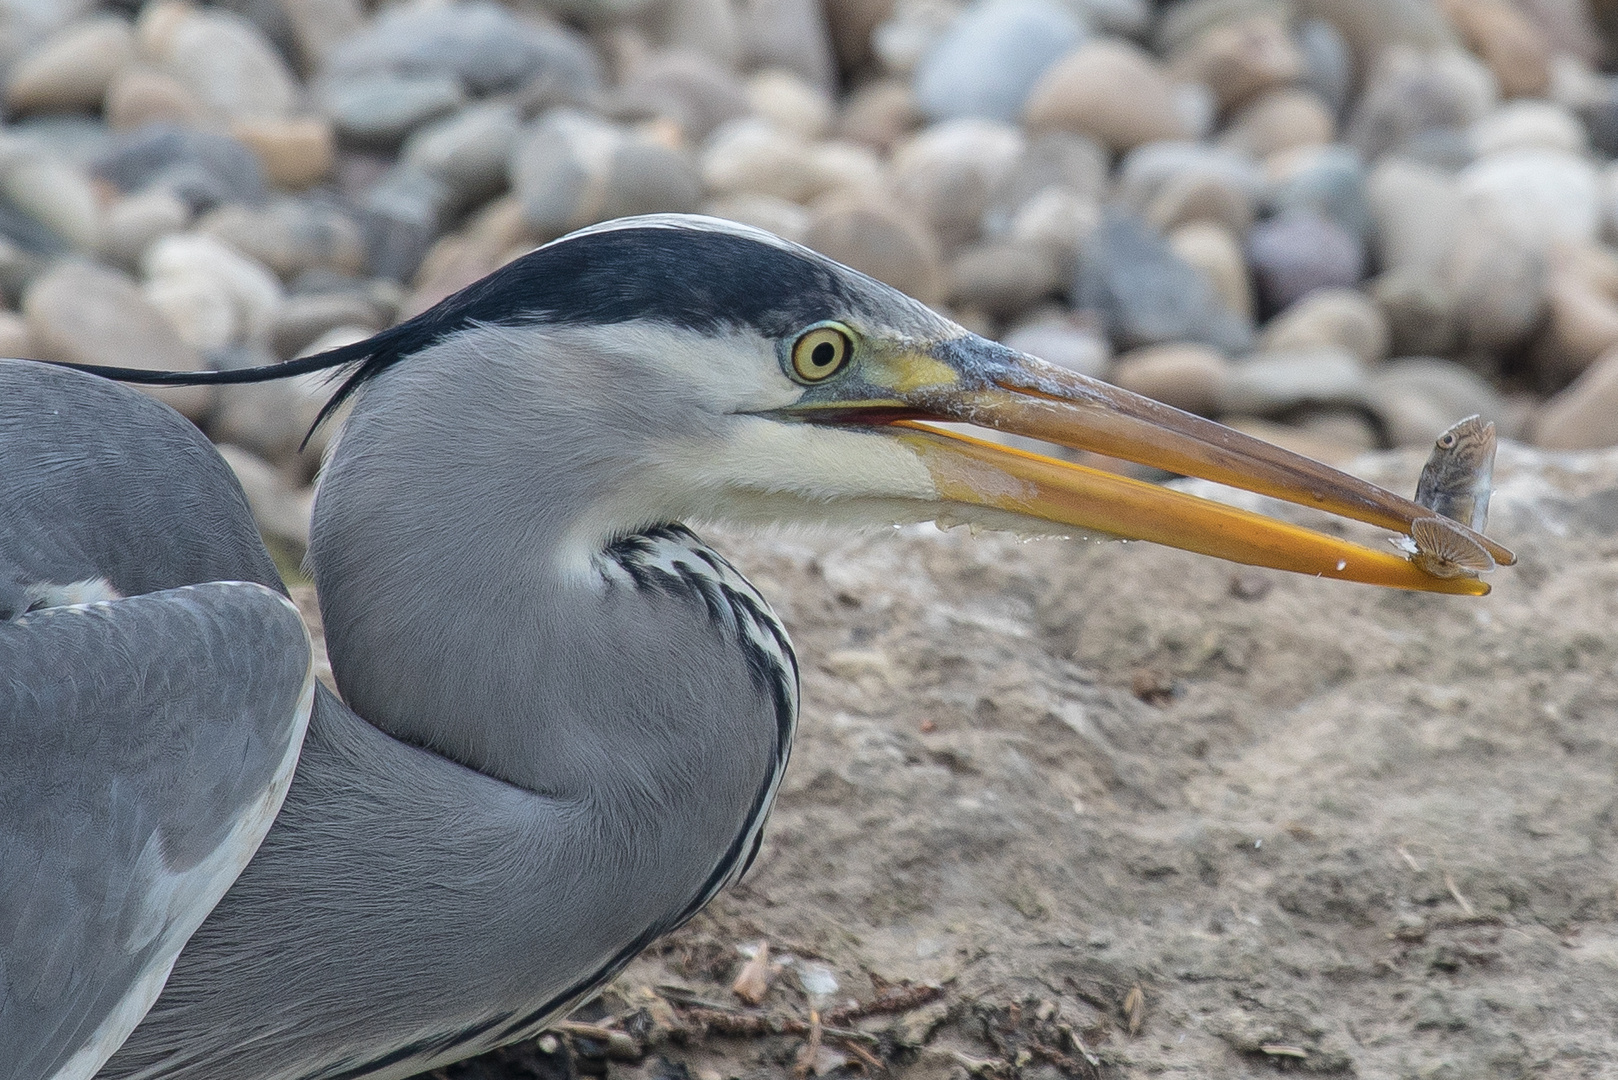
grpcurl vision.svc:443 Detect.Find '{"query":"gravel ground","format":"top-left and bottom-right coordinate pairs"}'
top-left (288, 442), bottom-right (1618, 1080)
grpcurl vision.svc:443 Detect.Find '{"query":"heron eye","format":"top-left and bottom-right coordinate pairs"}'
top-left (1438, 433), bottom-right (1457, 449)
top-left (790, 325), bottom-right (853, 382)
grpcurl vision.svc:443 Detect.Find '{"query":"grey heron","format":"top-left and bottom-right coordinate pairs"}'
top-left (1, 215), bottom-right (1511, 1080)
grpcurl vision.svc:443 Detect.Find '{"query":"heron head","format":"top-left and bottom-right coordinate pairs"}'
top-left (327, 214), bottom-right (1511, 594)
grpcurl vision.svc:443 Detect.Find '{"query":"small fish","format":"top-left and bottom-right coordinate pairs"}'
top-left (1414, 415), bottom-right (1496, 533)
top-left (1405, 416), bottom-right (1498, 578)
top-left (1409, 516), bottom-right (1494, 579)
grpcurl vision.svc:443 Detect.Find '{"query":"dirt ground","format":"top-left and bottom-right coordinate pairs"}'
top-left (301, 441), bottom-right (1618, 1080)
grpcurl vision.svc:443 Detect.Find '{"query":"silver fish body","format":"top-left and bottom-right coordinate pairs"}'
top-left (1408, 415), bottom-right (1498, 578)
top-left (1413, 415), bottom-right (1496, 533)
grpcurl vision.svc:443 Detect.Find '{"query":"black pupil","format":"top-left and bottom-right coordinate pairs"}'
top-left (1439, 435), bottom-right (1455, 448)
top-left (811, 341), bottom-right (837, 367)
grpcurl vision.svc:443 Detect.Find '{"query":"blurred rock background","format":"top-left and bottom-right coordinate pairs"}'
top-left (8, 0), bottom-right (1618, 552)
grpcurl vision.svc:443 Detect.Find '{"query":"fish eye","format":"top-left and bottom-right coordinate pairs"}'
top-left (789, 324), bottom-right (854, 383)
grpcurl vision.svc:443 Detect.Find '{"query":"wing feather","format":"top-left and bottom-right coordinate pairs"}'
top-left (0, 582), bottom-right (315, 1080)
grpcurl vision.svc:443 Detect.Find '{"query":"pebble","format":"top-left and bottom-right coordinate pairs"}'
top-left (888, 118), bottom-right (1024, 247)
top-left (1023, 38), bottom-right (1191, 152)
top-left (1346, 45), bottom-right (1497, 163)
top-left (1264, 144), bottom-right (1371, 241)
top-left (269, 291), bottom-right (384, 360)
top-left (1295, 17), bottom-right (1351, 114)
top-left (1364, 356), bottom-right (1506, 447)
top-left (142, 232), bottom-right (283, 349)
top-left (1108, 342), bottom-right (1229, 415)
top-left (837, 78), bottom-right (922, 151)
top-left (94, 124), bottom-right (268, 212)
top-left (23, 258), bottom-right (212, 419)
top-left (803, 197), bottom-right (945, 306)
top-left (199, 198), bottom-right (367, 280)
top-left (738, 0), bottom-right (837, 94)
top-left (1075, 212), bottom-right (1252, 353)
top-left (402, 102), bottom-right (522, 212)
top-left (750, 71), bottom-right (830, 140)
top-left (6, 15), bottom-right (135, 115)
top-left (646, 0), bottom-right (743, 70)
top-left (1441, 0), bottom-right (1551, 100)
top-left (1116, 141), bottom-right (1263, 236)
top-left (1456, 147), bottom-right (1601, 251)
top-left (913, 0), bottom-right (1085, 123)
top-left (1369, 268), bottom-right (1461, 358)
top-left (948, 240), bottom-right (1061, 318)
top-left (212, 376), bottom-right (327, 471)
top-left (101, 186), bottom-right (192, 269)
top-left (703, 194), bottom-right (811, 244)
top-left (361, 163), bottom-right (453, 282)
top-left (513, 109), bottom-right (700, 241)
top-left (0, 142), bottom-right (101, 253)
top-left (230, 117), bottom-right (336, 190)
top-left (1258, 287), bottom-right (1390, 367)
top-left (323, 74), bottom-right (468, 151)
top-left (1000, 312), bottom-right (1109, 377)
top-left (0, 310), bottom-right (33, 357)
top-left (617, 52), bottom-right (750, 144)
top-left (1167, 220), bottom-right (1252, 319)
top-left (103, 65), bottom-right (208, 131)
top-left (1534, 243), bottom-right (1618, 384)
top-left (1246, 212), bottom-right (1365, 313)
top-left (1218, 87), bottom-right (1335, 159)
top-left (281, 0), bottom-right (365, 73)
top-left (824, 0), bottom-right (892, 71)
top-left (1443, 207), bottom-right (1546, 354)
top-left (215, 443), bottom-right (314, 547)
top-left (326, 1), bottom-right (603, 98)
top-left (1217, 347), bottom-right (1368, 416)
top-left (1366, 158), bottom-right (1462, 274)
top-left (1167, 13), bottom-right (1301, 113)
top-left (703, 119), bottom-right (827, 204)
top-left (982, 130), bottom-right (1106, 239)
top-left (1470, 99), bottom-right (1587, 156)
top-left (152, 7), bottom-right (300, 121)
top-left (1308, 0), bottom-right (1458, 63)
top-left (1530, 345), bottom-right (1618, 449)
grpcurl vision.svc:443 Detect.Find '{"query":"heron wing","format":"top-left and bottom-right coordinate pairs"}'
top-left (0, 581), bottom-right (315, 1080)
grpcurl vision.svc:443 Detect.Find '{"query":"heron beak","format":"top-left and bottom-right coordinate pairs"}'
top-left (807, 334), bottom-right (1514, 595)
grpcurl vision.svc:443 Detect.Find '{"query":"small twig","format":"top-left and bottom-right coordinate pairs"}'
top-left (1396, 845), bottom-right (1422, 872)
top-left (1259, 1044), bottom-right (1309, 1059)
top-left (1444, 872), bottom-right (1477, 917)
top-left (823, 983), bottom-right (946, 1026)
top-left (839, 1038), bottom-right (885, 1072)
top-left (1122, 985), bottom-right (1144, 1036)
top-left (793, 1009), bottom-right (822, 1078)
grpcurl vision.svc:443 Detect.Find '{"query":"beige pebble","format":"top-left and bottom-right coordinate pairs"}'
top-left (805, 197), bottom-right (945, 306)
top-left (6, 16), bottom-right (136, 114)
top-left (1109, 343), bottom-right (1230, 416)
top-left (0, 310), bottom-right (33, 358)
top-left (1219, 87), bottom-right (1335, 159)
top-left (888, 118), bottom-right (1024, 247)
top-left (1531, 345), bottom-right (1618, 449)
top-left (837, 77), bottom-right (921, 151)
top-left (1439, 0), bottom-right (1550, 99)
top-left (747, 68), bottom-right (834, 139)
top-left (1168, 221), bottom-right (1252, 320)
top-left (1024, 39), bottom-right (1191, 153)
top-left (1258, 288), bottom-right (1390, 366)
top-left (231, 117), bottom-right (335, 190)
top-left (104, 64), bottom-right (207, 130)
top-left (1168, 14), bottom-right (1302, 113)
top-left (948, 242), bottom-right (1061, 320)
top-left (24, 258), bottom-right (212, 419)
top-left (101, 187), bottom-right (193, 269)
top-left (1535, 243), bottom-right (1618, 383)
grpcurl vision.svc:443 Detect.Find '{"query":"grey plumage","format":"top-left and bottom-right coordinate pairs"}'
top-left (4, 214), bottom-right (1507, 1080)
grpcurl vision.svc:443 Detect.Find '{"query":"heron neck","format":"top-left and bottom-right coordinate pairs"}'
top-left (306, 340), bottom-right (791, 865)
